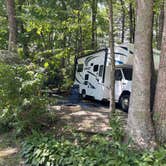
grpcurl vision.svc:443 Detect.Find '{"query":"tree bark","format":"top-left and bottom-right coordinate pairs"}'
top-left (91, 0), bottom-right (97, 50)
top-left (157, 0), bottom-right (164, 50)
top-left (153, 0), bottom-right (166, 144)
top-left (108, 0), bottom-right (115, 113)
top-left (129, 3), bottom-right (135, 43)
top-left (6, 0), bottom-right (17, 52)
top-left (18, 0), bottom-right (29, 57)
top-left (120, 0), bottom-right (125, 43)
top-left (127, 0), bottom-right (156, 149)
top-left (150, 10), bottom-right (156, 112)
top-left (76, 0), bottom-right (83, 57)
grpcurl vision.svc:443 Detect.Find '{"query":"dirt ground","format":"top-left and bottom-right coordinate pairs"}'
top-left (0, 131), bottom-right (25, 166)
top-left (50, 98), bottom-right (128, 134)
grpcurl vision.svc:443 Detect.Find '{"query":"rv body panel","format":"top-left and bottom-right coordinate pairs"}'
top-left (75, 49), bottom-right (108, 101)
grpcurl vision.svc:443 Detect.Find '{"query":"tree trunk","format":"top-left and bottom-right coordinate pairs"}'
top-left (157, 0), bottom-right (164, 50)
top-left (133, 7), bottom-right (136, 43)
top-left (6, 0), bottom-right (17, 52)
top-left (120, 0), bottom-right (125, 43)
top-left (153, 0), bottom-right (166, 144)
top-left (18, 0), bottom-right (29, 57)
top-left (150, 11), bottom-right (156, 112)
top-left (108, 0), bottom-right (115, 113)
top-left (76, 0), bottom-right (83, 58)
top-left (129, 3), bottom-right (133, 43)
top-left (91, 0), bottom-right (97, 50)
top-left (127, 0), bottom-right (156, 149)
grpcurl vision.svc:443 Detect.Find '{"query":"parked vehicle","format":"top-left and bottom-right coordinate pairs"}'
top-left (73, 43), bottom-right (159, 111)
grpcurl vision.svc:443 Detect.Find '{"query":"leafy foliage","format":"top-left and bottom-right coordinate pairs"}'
top-left (22, 132), bottom-right (166, 166)
top-left (0, 62), bottom-right (48, 133)
top-left (22, 132), bottom-right (138, 166)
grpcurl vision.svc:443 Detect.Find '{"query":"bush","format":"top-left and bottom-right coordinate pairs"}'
top-left (22, 132), bottom-right (166, 166)
top-left (0, 62), bottom-right (48, 134)
top-left (21, 132), bottom-right (140, 166)
top-left (34, 49), bottom-right (74, 91)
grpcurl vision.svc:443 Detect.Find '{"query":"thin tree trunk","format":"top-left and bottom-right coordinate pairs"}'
top-left (155, 14), bottom-right (159, 48)
top-left (133, 7), bottom-right (136, 43)
top-left (77, 10), bottom-right (83, 57)
top-left (150, 10), bottom-right (156, 112)
top-left (91, 0), bottom-right (97, 50)
top-left (18, 0), bottom-right (29, 57)
top-left (6, 0), bottom-right (17, 51)
top-left (108, 0), bottom-right (115, 113)
top-left (127, 0), bottom-right (156, 149)
top-left (153, 0), bottom-right (166, 144)
top-left (157, 0), bottom-right (164, 50)
top-left (120, 0), bottom-right (125, 43)
top-left (129, 3), bottom-right (133, 43)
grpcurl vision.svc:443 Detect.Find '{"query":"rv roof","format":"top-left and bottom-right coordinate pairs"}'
top-left (77, 48), bottom-right (107, 60)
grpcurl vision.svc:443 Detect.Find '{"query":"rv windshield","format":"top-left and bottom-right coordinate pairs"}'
top-left (123, 68), bottom-right (133, 81)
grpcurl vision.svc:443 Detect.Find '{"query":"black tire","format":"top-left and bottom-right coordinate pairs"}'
top-left (81, 90), bottom-right (86, 99)
top-left (120, 94), bottom-right (130, 112)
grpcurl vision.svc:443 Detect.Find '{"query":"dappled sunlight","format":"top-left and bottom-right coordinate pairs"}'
top-left (0, 148), bottom-right (18, 158)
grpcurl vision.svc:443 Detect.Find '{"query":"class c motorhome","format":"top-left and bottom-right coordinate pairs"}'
top-left (74, 43), bottom-right (160, 111)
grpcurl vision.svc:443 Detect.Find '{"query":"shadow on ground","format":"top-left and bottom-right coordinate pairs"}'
top-left (49, 96), bottom-right (127, 134)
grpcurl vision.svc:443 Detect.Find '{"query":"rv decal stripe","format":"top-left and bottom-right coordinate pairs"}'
top-left (119, 46), bottom-right (128, 51)
top-left (75, 77), bottom-right (81, 84)
top-left (115, 60), bottom-right (123, 64)
top-left (85, 56), bottom-right (97, 66)
top-left (79, 73), bottom-right (84, 80)
top-left (115, 52), bottom-right (127, 56)
top-left (87, 71), bottom-right (97, 78)
top-left (89, 82), bottom-right (96, 89)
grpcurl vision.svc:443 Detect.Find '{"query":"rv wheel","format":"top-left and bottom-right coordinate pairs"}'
top-left (120, 94), bottom-right (130, 112)
top-left (81, 90), bottom-right (86, 99)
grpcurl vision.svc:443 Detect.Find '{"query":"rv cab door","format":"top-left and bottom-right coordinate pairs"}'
top-left (115, 69), bottom-right (123, 101)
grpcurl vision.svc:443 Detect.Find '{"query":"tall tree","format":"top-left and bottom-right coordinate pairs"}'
top-left (76, 0), bottom-right (83, 57)
top-left (108, 0), bottom-right (115, 113)
top-left (6, 0), bottom-right (17, 51)
top-left (129, 2), bottom-right (135, 43)
top-left (91, 0), bottom-right (98, 50)
top-left (17, 0), bottom-right (29, 57)
top-left (127, 0), bottom-right (156, 149)
top-left (153, 0), bottom-right (166, 144)
top-left (157, 0), bottom-right (164, 50)
top-left (120, 0), bottom-right (125, 43)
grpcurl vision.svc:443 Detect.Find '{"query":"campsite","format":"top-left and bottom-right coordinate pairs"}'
top-left (0, 0), bottom-right (166, 165)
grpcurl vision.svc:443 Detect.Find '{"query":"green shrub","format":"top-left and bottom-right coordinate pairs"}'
top-left (108, 112), bottom-right (125, 142)
top-left (0, 63), bottom-right (48, 134)
top-left (22, 132), bottom-right (141, 166)
top-left (34, 49), bottom-right (74, 91)
top-left (22, 132), bottom-right (166, 166)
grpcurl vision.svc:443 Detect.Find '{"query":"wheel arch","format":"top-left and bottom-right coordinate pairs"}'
top-left (119, 90), bottom-right (131, 101)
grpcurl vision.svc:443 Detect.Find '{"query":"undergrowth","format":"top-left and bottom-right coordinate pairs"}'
top-left (21, 114), bottom-right (166, 166)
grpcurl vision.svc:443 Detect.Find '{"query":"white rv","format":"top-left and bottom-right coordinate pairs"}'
top-left (74, 43), bottom-right (160, 111)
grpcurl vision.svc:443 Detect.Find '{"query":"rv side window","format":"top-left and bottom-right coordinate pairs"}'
top-left (85, 74), bottom-right (89, 80)
top-left (93, 65), bottom-right (99, 72)
top-left (77, 64), bottom-right (83, 72)
top-left (123, 68), bottom-right (133, 81)
top-left (99, 65), bottom-right (104, 77)
top-left (115, 69), bottom-right (122, 81)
